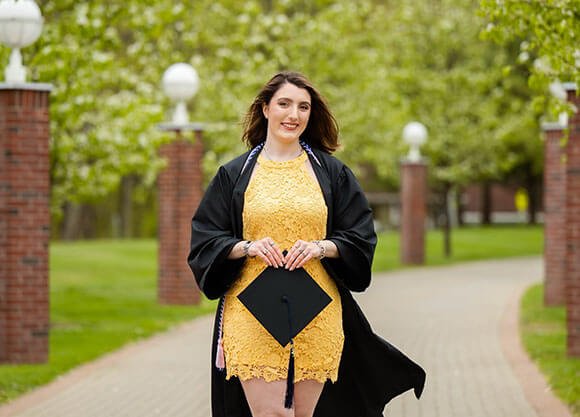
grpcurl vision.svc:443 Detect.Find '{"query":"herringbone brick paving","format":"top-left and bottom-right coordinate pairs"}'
top-left (0, 257), bottom-right (569, 417)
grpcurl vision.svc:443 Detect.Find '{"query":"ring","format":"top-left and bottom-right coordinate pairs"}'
top-left (263, 249), bottom-right (269, 254)
top-left (269, 241), bottom-right (274, 246)
top-left (298, 248), bottom-right (304, 253)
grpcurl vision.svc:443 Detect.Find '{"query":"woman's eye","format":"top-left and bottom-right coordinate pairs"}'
top-left (300, 105), bottom-right (310, 110)
top-left (279, 101), bottom-right (288, 106)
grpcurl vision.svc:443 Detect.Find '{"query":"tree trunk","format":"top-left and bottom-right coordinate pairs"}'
top-left (61, 202), bottom-right (83, 240)
top-left (481, 182), bottom-right (492, 225)
top-left (456, 187), bottom-right (465, 226)
top-left (119, 175), bottom-right (135, 238)
top-left (79, 204), bottom-right (97, 238)
top-left (443, 185), bottom-right (452, 258)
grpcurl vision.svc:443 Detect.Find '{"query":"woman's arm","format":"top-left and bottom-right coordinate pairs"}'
top-left (322, 165), bottom-right (377, 292)
top-left (318, 239), bottom-right (339, 258)
top-left (227, 240), bottom-right (247, 260)
top-left (188, 166), bottom-right (245, 299)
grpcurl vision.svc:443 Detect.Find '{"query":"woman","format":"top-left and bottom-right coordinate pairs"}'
top-left (188, 72), bottom-right (426, 417)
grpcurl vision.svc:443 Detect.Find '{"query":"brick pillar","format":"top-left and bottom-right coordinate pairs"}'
top-left (158, 130), bottom-right (203, 305)
top-left (0, 85), bottom-right (52, 363)
top-left (400, 161), bottom-right (427, 264)
top-left (564, 82), bottom-right (580, 357)
top-left (542, 123), bottom-right (567, 305)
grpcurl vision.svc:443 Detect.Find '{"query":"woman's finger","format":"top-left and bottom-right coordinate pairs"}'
top-left (269, 242), bottom-right (285, 267)
top-left (289, 247), bottom-right (309, 271)
top-left (263, 238), bottom-right (284, 267)
top-left (285, 240), bottom-right (303, 267)
top-left (251, 242), bottom-right (273, 266)
top-left (285, 247), bottom-right (299, 269)
top-left (260, 245), bottom-right (277, 267)
top-left (293, 251), bottom-right (313, 270)
top-left (259, 246), bottom-right (273, 266)
top-left (257, 252), bottom-right (271, 266)
top-left (293, 251), bottom-right (309, 270)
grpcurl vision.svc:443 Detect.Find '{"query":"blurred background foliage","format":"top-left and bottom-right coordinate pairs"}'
top-left (0, 0), bottom-right (565, 239)
top-left (480, 0), bottom-right (579, 115)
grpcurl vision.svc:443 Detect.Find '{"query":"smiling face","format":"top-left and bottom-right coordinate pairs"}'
top-left (262, 82), bottom-right (311, 145)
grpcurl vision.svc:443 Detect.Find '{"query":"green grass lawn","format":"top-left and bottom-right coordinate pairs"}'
top-left (0, 225), bottom-right (543, 406)
top-left (0, 239), bottom-right (216, 405)
top-left (520, 284), bottom-right (580, 417)
top-left (373, 224), bottom-right (543, 272)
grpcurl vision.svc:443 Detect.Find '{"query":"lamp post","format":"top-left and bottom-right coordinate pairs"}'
top-left (157, 63), bottom-right (204, 305)
top-left (0, 0), bottom-right (43, 84)
top-left (400, 121), bottom-right (428, 265)
top-left (0, 0), bottom-right (52, 364)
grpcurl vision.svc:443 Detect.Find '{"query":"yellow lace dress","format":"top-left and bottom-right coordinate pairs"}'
top-left (222, 150), bottom-right (344, 383)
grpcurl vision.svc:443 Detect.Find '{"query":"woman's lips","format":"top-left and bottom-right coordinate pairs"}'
top-left (281, 123), bottom-right (298, 130)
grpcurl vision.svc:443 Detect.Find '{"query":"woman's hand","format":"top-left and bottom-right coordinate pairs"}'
top-left (284, 240), bottom-right (322, 271)
top-left (247, 237), bottom-right (285, 268)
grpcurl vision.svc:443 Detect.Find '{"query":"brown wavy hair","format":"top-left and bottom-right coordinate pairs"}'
top-left (241, 71), bottom-right (340, 154)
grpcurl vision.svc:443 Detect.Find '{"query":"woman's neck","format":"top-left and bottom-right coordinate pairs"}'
top-left (262, 139), bottom-right (303, 162)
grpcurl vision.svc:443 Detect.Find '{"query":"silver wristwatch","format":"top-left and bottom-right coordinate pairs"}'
top-left (243, 240), bottom-right (254, 257)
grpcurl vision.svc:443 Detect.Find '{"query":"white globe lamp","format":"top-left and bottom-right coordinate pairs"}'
top-left (0, 0), bottom-right (44, 83)
top-left (161, 63), bottom-right (200, 125)
top-left (403, 121), bottom-right (428, 162)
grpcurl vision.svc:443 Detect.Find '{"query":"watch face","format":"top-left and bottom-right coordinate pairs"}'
top-left (243, 241), bottom-right (253, 257)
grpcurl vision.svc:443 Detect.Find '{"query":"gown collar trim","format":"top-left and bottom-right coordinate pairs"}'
top-left (240, 140), bottom-right (322, 175)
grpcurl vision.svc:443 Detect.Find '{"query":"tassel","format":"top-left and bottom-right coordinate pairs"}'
top-left (215, 296), bottom-right (226, 372)
top-left (282, 295), bottom-right (295, 409)
top-left (284, 340), bottom-right (295, 409)
top-left (216, 337), bottom-right (225, 371)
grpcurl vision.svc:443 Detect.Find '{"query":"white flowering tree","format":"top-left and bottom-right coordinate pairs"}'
top-left (0, 0), bottom-right (542, 241)
top-left (480, 0), bottom-right (580, 113)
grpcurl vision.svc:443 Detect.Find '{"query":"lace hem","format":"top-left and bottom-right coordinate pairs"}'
top-left (226, 363), bottom-right (338, 384)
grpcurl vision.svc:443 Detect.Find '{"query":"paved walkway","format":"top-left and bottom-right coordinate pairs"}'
top-left (0, 257), bottom-right (572, 417)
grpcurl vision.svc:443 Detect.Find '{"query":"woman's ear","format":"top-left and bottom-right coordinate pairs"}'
top-left (262, 102), bottom-right (269, 120)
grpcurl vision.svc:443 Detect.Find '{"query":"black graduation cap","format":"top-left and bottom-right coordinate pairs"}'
top-left (238, 264), bottom-right (332, 346)
top-left (237, 250), bottom-right (332, 408)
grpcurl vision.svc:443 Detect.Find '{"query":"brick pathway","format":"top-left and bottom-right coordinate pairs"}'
top-left (0, 256), bottom-right (572, 417)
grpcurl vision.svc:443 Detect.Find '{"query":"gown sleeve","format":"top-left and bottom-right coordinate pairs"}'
top-left (322, 164), bottom-right (377, 292)
top-left (187, 166), bottom-right (245, 300)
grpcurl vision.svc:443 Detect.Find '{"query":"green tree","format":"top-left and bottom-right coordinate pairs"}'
top-left (367, 0), bottom-right (541, 252)
top-left (479, 0), bottom-right (580, 112)
top-left (0, 0), bottom-right (541, 243)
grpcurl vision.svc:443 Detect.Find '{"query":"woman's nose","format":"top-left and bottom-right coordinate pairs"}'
top-left (288, 105), bottom-right (298, 120)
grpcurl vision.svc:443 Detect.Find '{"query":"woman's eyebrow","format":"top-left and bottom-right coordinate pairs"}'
top-left (277, 97), bottom-right (311, 105)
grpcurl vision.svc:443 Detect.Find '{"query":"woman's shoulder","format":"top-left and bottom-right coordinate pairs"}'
top-left (310, 147), bottom-right (348, 180)
top-left (311, 148), bottom-right (344, 167)
top-left (216, 149), bottom-right (252, 179)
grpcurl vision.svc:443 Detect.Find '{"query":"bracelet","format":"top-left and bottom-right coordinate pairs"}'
top-left (242, 240), bottom-right (254, 258)
top-left (312, 240), bottom-right (326, 260)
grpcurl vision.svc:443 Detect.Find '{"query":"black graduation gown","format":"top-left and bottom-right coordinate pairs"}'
top-left (187, 146), bottom-right (426, 417)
